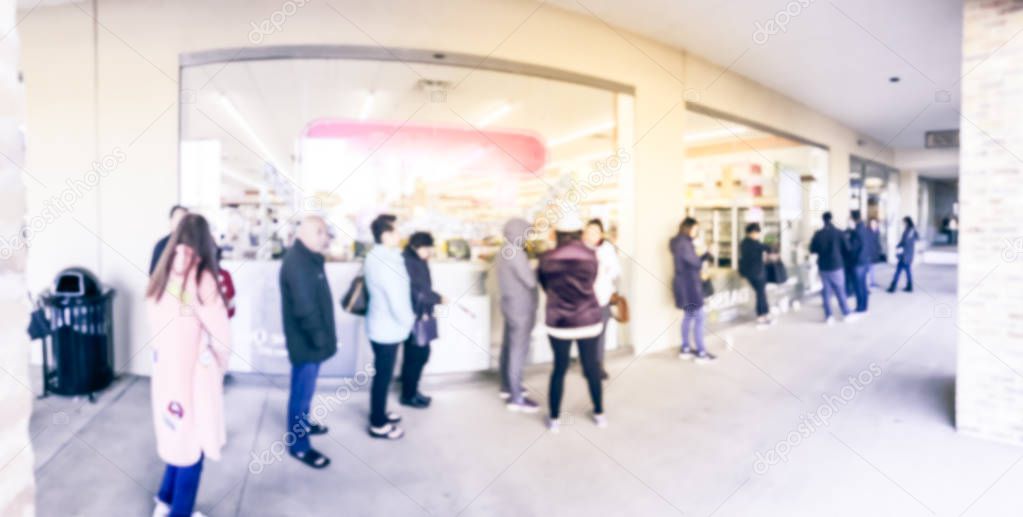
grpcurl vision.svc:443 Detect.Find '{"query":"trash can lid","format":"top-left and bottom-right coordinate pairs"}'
top-left (53, 267), bottom-right (102, 297)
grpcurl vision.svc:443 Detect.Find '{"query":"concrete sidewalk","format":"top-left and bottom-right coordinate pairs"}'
top-left (29, 264), bottom-right (1023, 516)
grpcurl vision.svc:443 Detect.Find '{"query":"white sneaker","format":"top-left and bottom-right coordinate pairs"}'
top-left (152, 498), bottom-right (170, 517)
top-left (844, 313), bottom-right (862, 323)
top-left (592, 413), bottom-right (608, 428)
top-left (547, 418), bottom-right (561, 433)
top-left (825, 316), bottom-right (835, 326)
top-left (499, 388), bottom-right (529, 400)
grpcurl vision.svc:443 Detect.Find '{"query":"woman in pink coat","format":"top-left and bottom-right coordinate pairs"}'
top-left (146, 214), bottom-right (231, 517)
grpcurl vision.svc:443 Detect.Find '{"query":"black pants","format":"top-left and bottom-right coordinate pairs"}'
top-left (746, 276), bottom-right (769, 317)
top-left (370, 341), bottom-right (400, 427)
top-left (400, 337), bottom-right (431, 399)
top-left (548, 335), bottom-right (603, 419)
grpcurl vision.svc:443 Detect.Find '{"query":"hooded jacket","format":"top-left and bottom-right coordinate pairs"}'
top-left (147, 244), bottom-right (231, 466)
top-left (496, 218), bottom-right (539, 325)
top-left (538, 239), bottom-right (602, 337)
top-left (279, 239), bottom-right (338, 364)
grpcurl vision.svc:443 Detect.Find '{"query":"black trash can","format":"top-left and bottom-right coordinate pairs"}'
top-left (39, 267), bottom-right (116, 399)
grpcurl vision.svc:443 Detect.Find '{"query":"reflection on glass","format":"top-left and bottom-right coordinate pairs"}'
top-left (179, 58), bottom-right (628, 262)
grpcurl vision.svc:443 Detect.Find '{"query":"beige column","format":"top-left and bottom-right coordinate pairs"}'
top-left (0, 0), bottom-right (36, 514)
top-left (955, 0), bottom-right (1023, 445)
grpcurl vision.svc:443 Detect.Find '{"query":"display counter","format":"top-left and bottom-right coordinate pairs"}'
top-left (222, 259), bottom-right (491, 377)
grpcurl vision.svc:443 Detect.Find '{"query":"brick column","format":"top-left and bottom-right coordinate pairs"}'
top-left (955, 0), bottom-right (1023, 445)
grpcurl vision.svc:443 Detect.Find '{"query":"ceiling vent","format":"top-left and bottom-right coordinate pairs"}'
top-left (925, 129), bottom-right (959, 149)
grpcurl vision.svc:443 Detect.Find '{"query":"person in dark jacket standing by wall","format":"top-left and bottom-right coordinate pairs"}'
top-left (671, 217), bottom-right (716, 363)
top-left (497, 218), bottom-right (540, 413)
top-left (738, 223), bottom-right (772, 327)
top-left (849, 210), bottom-right (874, 313)
top-left (867, 218), bottom-right (884, 289)
top-left (538, 213), bottom-right (605, 432)
top-left (888, 216), bottom-right (918, 293)
top-left (279, 215), bottom-right (337, 469)
top-left (809, 212), bottom-right (855, 324)
top-left (150, 205), bottom-right (188, 275)
top-left (399, 232), bottom-right (445, 409)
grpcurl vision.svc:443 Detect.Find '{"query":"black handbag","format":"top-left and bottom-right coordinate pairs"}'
top-left (701, 278), bottom-right (715, 298)
top-left (412, 315), bottom-right (438, 346)
top-left (765, 260), bottom-right (788, 284)
top-left (341, 275), bottom-right (368, 315)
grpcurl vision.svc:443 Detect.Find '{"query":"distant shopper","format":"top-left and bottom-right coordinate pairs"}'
top-left (842, 224), bottom-right (858, 298)
top-left (867, 218), bottom-right (883, 289)
top-left (279, 216), bottom-right (337, 469)
top-left (849, 210), bottom-right (874, 313)
top-left (364, 214), bottom-right (415, 440)
top-left (949, 215), bottom-right (958, 245)
top-left (582, 218), bottom-right (622, 380)
top-left (809, 212), bottom-right (854, 324)
top-left (539, 213), bottom-right (606, 431)
top-left (150, 205), bottom-right (189, 275)
top-left (216, 248), bottom-right (236, 319)
top-left (497, 218), bottom-right (541, 413)
top-left (888, 216), bottom-right (918, 293)
top-left (671, 217), bottom-right (716, 363)
top-left (738, 222), bottom-right (771, 326)
top-left (146, 214), bottom-right (231, 517)
top-left (399, 231), bottom-right (445, 409)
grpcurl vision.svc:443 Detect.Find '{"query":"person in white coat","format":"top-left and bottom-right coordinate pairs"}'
top-left (582, 219), bottom-right (622, 380)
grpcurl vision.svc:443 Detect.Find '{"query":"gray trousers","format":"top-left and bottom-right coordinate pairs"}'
top-left (499, 313), bottom-right (535, 403)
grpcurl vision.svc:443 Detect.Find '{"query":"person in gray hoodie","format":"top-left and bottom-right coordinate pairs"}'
top-left (496, 218), bottom-right (541, 413)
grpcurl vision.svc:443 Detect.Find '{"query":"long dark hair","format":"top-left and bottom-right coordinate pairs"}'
top-left (147, 213), bottom-right (223, 305)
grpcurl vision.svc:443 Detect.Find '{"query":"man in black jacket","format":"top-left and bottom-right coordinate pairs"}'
top-left (809, 212), bottom-right (853, 323)
top-left (279, 216), bottom-right (337, 469)
top-left (149, 205), bottom-right (188, 274)
top-left (848, 210), bottom-right (874, 313)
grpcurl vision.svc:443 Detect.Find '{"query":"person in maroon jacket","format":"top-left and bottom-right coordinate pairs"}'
top-left (538, 212), bottom-right (606, 432)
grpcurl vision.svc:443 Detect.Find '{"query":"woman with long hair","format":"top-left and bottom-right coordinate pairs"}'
top-left (147, 213), bottom-right (231, 517)
top-left (888, 216), bottom-right (918, 293)
top-left (671, 217), bottom-right (716, 363)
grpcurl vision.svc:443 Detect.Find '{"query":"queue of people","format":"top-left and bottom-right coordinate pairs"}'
top-left (144, 205), bottom-right (918, 516)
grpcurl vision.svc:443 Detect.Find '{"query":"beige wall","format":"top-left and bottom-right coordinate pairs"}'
top-left (18, 0), bottom-right (895, 373)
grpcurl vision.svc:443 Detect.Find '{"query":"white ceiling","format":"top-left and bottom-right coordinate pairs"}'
top-left (552, 0), bottom-right (963, 150)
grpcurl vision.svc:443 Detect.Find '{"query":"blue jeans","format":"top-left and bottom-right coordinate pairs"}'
top-left (681, 307), bottom-right (705, 353)
top-left (158, 455), bottom-right (203, 517)
top-left (853, 265), bottom-right (870, 312)
top-left (820, 269), bottom-right (850, 318)
top-left (890, 260), bottom-right (913, 289)
top-left (287, 361), bottom-right (321, 454)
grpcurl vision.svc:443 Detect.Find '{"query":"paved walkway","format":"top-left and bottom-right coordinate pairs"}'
top-left (27, 264), bottom-right (1023, 516)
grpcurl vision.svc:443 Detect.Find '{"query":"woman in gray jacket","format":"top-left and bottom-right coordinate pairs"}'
top-left (497, 218), bottom-right (540, 413)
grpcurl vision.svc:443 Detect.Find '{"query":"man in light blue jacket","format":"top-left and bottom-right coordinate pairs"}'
top-left (364, 214), bottom-right (415, 440)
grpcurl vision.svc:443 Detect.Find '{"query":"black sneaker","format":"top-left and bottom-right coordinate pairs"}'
top-left (694, 352), bottom-right (717, 364)
top-left (307, 422), bottom-right (328, 435)
top-left (399, 394), bottom-right (430, 409)
top-left (678, 347), bottom-right (696, 360)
